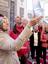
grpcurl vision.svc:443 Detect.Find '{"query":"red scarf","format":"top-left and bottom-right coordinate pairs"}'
top-left (16, 25), bottom-right (24, 34)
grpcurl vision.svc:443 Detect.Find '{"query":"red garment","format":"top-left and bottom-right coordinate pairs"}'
top-left (16, 25), bottom-right (23, 33)
top-left (9, 25), bottom-right (30, 56)
top-left (41, 31), bottom-right (48, 48)
top-left (9, 31), bottom-right (18, 39)
top-left (9, 25), bottom-right (24, 39)
top-left (17, 41), bottom-right (30, 56)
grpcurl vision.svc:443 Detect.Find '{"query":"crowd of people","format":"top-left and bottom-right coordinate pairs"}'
top-left (0, 0), bottom-right (48, 64)
top-left (11, 16), bottom-right (48, 64)
top-left (0, 14), bottom-right (48, 64)
top-left (0, 14), bottom-right (43, 64)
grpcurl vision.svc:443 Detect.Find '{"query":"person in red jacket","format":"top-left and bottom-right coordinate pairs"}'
top-left (41, 23), bottom-right (48, 64)
top-left (9, 17), bottom-right (30, 64)
top-left (9, 16), bottom-right (23, 39)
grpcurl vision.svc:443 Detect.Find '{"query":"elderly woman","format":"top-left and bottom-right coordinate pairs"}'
top-left (0, 15), bottom-right (42, 64)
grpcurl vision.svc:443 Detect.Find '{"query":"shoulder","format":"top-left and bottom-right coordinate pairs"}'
top-left (0, 32), bottom-right (14, 43)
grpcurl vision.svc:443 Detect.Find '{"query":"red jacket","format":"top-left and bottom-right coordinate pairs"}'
top-left (9, 25), bottom-right (30, 56)
top-left (41, 31), bottom-right (48, 48)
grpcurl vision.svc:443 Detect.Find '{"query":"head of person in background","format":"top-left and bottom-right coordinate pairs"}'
top-left (0, 16), bottom-right (9, 32)
top-left (15, 16), bottom-right (22, 26)
top-left (22, 19), bottom-right (28, 28)
top-left (13, 16), bottom-right (23, 34)
top-left (33, 25), bottom-right (38, 32)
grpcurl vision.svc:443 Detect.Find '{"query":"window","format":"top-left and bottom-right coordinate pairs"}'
top-left (20, 7), bottom-right (24, 17)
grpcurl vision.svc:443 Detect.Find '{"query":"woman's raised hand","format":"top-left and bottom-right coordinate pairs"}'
top-left (28, 16), bottom-right (43, 26)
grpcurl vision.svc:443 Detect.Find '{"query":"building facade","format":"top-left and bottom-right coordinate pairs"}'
top-left (0, 0), bottom-right (32, 29)
top-left (0, 0), bottom-right (10, 20)
top-left (15, 0), bottom-right (27, 19)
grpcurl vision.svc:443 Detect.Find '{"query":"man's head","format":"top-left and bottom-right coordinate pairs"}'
top-left (15, 16), bottom-right (22, 26)
top-left (33, 25), bottom-right (38, 32)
